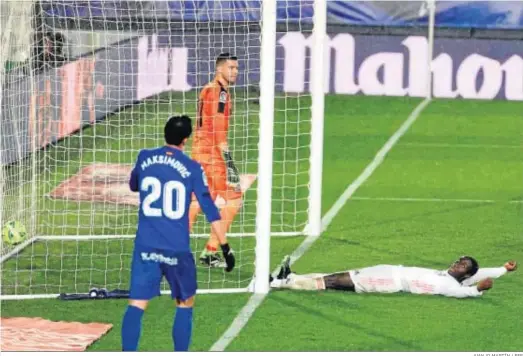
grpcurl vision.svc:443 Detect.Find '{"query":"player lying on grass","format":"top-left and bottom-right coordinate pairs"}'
top-left (121, 115), bottom-right (235, 352)
top-left (189, 53), bottom-right (243, 268)
top-left (270, 256), bottom-right (517, 298)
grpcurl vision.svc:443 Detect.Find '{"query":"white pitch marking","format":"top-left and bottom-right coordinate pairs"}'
top-left (398, 142), bottom-right (523, 150)
top-left (350, 196), bottom-right (523, 204)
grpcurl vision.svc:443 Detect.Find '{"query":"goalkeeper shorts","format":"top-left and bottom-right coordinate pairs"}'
top-left (194, 153), bottom-right (242, 201)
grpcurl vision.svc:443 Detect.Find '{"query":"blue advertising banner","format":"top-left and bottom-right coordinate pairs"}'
top-left (327, 1), bottom-right (523, 29)
top-left (41, 1), bottom-right (523, 29)
top-left (2, 30), bottom-right (522, 165)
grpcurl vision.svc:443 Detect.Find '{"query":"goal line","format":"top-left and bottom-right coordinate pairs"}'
top-left (0, 230), bottom-right (303, 265)
top-left (0, 287), bottom-right (251, 301)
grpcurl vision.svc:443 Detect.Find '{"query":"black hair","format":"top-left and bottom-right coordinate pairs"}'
top-left (216, 52), bottom-right (238, 66)
top-left (460, 256), bottom-right (479, 276)
top-left (164, 115), bottom-right (192, 146)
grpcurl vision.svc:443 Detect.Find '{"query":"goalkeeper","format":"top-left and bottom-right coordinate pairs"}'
top-left (188, 53), bottom-right (243, 268)
top-left (121, 115), bottom-right (235, 352)
top-left (270, 255), bottom-right (517, 298)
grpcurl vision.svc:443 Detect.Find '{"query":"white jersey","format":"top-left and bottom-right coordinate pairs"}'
top-left (349, 264), bottom-right (507, 298)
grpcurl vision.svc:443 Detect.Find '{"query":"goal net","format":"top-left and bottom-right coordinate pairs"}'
top-left (0, 0), bottom-right (325, 299)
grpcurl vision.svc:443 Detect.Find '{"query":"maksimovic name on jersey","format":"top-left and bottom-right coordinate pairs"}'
top-left (140, 154), bottom-right (191, 178)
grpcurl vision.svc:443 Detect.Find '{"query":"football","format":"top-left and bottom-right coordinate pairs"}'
top-left (2, 220), bottom-right (28, 246)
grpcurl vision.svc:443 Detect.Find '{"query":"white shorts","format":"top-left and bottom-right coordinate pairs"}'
top-left (349, 265), bottom-right (403, 294)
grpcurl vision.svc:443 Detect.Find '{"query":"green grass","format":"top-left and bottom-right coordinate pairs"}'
top-left (2, 95), bottom-right (523, 351)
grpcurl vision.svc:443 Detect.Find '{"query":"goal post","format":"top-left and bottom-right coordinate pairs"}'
top-left (426, 0), bottom-right (436, 100)
top-left (253, 0), bottom-right (277, 295)
top-left (306, 0), bottom-right (328, 238)
top-left (0, 0), bottom-right (328, 300)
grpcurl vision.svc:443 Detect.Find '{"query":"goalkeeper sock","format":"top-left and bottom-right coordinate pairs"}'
top-left (173, 307), bottom-right (193, 351)
top-left (188, 201), bottom-right (201, 232)
top-left (209, 199), bottom-right (242, 244)
top-left (200, 244), bottom-right (217, 258)
top-left (121, 305), bottom-right (144, 351)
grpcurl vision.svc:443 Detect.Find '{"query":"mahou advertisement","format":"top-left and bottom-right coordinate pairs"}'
top-left (277, 32), bottom-right (523, 100)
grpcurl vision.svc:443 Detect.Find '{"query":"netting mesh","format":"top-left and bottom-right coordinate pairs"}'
top-left (1, 1), bottom-right (313, 296)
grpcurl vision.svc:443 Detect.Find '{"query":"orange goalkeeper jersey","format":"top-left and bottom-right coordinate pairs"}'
top-left (192, 78), bottom-right (232, 157)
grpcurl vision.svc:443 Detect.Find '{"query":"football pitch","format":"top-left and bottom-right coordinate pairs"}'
top-left (2, 95), bottom-right (523, 351)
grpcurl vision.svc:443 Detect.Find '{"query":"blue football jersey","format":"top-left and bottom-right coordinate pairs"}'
top-left (129, 146), bottom-right (220, 252)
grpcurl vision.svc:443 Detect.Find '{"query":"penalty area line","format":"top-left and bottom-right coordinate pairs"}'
top-left (397, 142), bottom-right (523, 150)
top-left (350, 197), bottom-right (523, 204)
top-left (209, 97), bottom-right (432, 352)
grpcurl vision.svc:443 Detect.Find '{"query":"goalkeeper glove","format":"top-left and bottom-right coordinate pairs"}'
top-left (220, 243), bottom-right (236, 272)
top-left (223, 150), bottom-right (240, 186)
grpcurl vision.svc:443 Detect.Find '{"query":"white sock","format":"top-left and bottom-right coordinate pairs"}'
top-left (275, 274), bottom-right (325, 291)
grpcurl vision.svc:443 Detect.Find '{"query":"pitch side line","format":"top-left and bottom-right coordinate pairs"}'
top-left (398, 142), bottom-right (523, 150)
top-left (350, 197), bottom-right (523, 204)
top-left (209, 98), bottom-right (432, 352)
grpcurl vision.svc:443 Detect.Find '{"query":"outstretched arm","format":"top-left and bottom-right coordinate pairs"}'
top-left (461, 261), bottom-right (517, 286)
top-left (441, 279), bottom-right (493, 298)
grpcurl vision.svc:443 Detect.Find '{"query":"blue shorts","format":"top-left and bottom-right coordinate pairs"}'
top-left (129, 245), bottom-right (197, 301)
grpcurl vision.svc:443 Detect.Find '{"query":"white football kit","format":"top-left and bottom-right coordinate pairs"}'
top-left (271, 264), bottom-right (508, 298)
top-left (347, 264), bottom-right (507, 298)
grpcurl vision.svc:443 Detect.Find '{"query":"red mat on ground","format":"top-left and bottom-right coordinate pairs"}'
top-left (48, 162), bottom-right (257, 208)
top-left (0, 317), bottom-right (113, 351)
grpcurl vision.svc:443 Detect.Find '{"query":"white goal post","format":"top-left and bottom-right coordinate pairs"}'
top-left (0, 0), bottom-right (436, 301)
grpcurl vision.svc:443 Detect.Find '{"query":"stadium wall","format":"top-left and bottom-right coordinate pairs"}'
top-left (1, 30), bottom-right (522, 165)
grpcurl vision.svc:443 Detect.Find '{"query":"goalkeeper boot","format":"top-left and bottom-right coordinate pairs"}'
top-left (276, 255), bottom-right (292, 280)
top-left (199, 252), bottom-right (227, 268)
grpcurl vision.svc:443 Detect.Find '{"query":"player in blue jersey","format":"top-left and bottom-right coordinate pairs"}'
top-left (121, 115), bottom-right (235, 352)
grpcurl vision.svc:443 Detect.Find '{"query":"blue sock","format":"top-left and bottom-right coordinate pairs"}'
top-left (173, 307), bottom-right (193, 351)
top-left (121, 305), bottom-right (144, 351)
